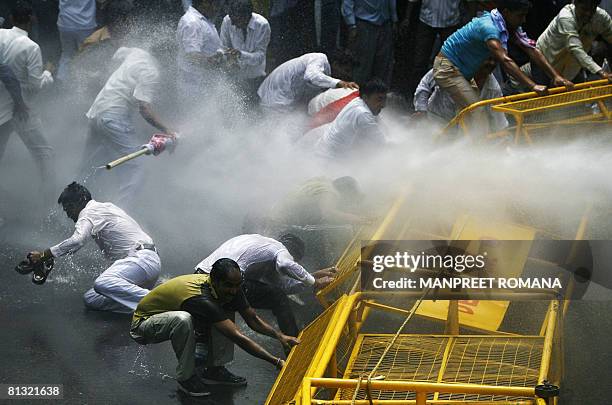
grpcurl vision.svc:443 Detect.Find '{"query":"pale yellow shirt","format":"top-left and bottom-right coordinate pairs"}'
top-left (536, 5), bottom-right (612, 79)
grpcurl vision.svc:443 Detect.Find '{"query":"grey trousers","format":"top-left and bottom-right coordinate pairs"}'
top-left (130, 310), bottom-right (236, 381)
top-left (79, 115), bottom-right (143, 209)
top-left (0, 116), bottom-right (56, 197)
top-left (351, 19), bottom-right (393, 86)
top-left (130, 311), bottom-right (196, 381)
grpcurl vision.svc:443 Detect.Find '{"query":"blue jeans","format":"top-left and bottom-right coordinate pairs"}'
top-left (80, 115), bottom-right (143, 208)
top-left (57, 27), bottom-right (95, 82)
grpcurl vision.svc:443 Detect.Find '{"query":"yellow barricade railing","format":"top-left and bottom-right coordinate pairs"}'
top-left (436, 79), bottom-right (611, 141)
top-left (267, 291), bottom-right (562, 405)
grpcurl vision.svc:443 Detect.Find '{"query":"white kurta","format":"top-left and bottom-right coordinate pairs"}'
top-left (177, 6), bottom-right (222, 81)
top-left (195, 234), bottom-right (315, 294)
top-left (315, 97), bottom-right (385, 158)
top-left (0, 27), bottom-right (53, 125)
top-left (257, 53), bottom-right (341, 111)
top-left (307, 88), bottom-right (357, 116)
top-left (50, 200), bottom-right (160, 312)
top-left (219, 13), bottom-right (271, 79)
top-left (85, 47), bottom-right (159, 120)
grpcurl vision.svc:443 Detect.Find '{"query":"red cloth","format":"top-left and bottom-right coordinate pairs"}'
top-left (309, 91), bottom-right (360, 130)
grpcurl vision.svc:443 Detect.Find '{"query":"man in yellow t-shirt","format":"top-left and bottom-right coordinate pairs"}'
top-left (130, 258), bottom-right (298, 396)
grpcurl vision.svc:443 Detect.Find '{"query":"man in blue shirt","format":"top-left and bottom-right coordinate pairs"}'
top-left (433, 0), bottom-right (572, 133)
top-left (342, 0), bottom-right (397, 86)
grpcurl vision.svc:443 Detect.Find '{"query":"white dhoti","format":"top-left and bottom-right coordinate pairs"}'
top-left (83, 249), bottom-right (161, 313)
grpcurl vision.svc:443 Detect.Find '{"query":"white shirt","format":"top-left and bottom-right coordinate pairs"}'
top-left (0, 27), bottom-right (53, 125)
top-left (414, 69), bottom-right (508, 130)
top-left (177, 6), bottom-right (222, 76)
top-left (315, 97), bottom-right (385, 158)
top-left (57, 0), bottom-right (97, 31)
top-left (307, 88), bottom-right (356, 116)
top-left (258, 53), bottom-right (341, 110)
top-left (86, 47), bottom-right (159, 120)
top-left (219, 13), bottom-right (270, 79)
top-left (195, 234), bottom-right (315, 294)
top-left (50, 200), bottom-right (154, 260)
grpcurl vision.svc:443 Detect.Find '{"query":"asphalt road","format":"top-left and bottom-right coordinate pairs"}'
top-left (2, 218), bottom-right (612, 405)
top-left (0, 218), bottom-right (290, 405)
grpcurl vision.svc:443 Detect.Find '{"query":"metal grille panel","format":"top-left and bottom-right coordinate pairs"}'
top-left (335, 335), bottom-right (543, 402)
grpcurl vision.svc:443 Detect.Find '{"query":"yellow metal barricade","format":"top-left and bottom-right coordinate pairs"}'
top-left (266, 291), bottom-right (562, 405)
top-left (437, 79), bottom-right (611, 143)
top-left (276, 106), bottom-right (599, 403)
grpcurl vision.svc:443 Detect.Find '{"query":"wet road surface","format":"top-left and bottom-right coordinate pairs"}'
top-left (1, 219), bottom-right (612, 404)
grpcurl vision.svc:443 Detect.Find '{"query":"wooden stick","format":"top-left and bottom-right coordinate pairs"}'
top-left (105, 147), bottom-right (149, 170)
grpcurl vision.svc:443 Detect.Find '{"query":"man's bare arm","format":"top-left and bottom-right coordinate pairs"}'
top-left (240, 307), bottom-right (300, 352)
top-left (138, 101), bottom-right (173, 134)
top-left (521, 45), bottom-right (574, 88)
top-left (213, 319), bottom-right (284, 368)
top-left (486, 39), bottom-right (547, 95)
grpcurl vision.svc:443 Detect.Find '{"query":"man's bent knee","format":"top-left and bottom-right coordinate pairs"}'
top-left (170, 312), bottom-right (194, 333)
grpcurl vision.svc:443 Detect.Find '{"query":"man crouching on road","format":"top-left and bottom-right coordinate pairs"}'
top-left (130, 258), bottom-right (298, 396)
top-left (28, 182), bottom-right (161, 313)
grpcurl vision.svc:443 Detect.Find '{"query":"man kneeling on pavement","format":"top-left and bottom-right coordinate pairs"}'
top-left (130, 258), bottom-right (298, 396)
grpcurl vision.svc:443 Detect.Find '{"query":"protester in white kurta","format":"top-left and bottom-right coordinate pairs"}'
top-left (81, 47), bottom-right (173, 208)
top-left (315, 97), bottom-right (386, 158)
top-left (414, 68), bottom-right (508, 130)
top-left (29, 183), bottom-right (161, 313)
top-left (195, 234), bottom-right (315, 293)
top-left (0, 8), bottom-right (55, 198)
top-left (177, 1), bottom-right (223, 100)
top-left (194, 233), bottom-right (335, 336)
top-left (0, 27), bottom-right (53, 126)
top-left (307, 88), bottom-right (357, 116)
top-left (219, 11), bottom-right (270, 80)
top-left (257, 53), bottom-right (357, 112)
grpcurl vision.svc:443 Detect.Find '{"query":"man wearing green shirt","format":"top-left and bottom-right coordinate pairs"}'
top-left (130, 258), bottom-right (298, 396)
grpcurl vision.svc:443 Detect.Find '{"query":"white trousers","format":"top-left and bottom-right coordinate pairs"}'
top-left (83, 249), bottom-right (161, 313)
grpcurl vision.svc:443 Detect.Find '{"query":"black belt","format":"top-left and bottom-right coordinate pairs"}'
top-left (136, 243), bottom-right (157, 253)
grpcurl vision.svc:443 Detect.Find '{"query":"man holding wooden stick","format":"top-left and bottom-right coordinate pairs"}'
top-left (79, 46), bottom-right (175, 208)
